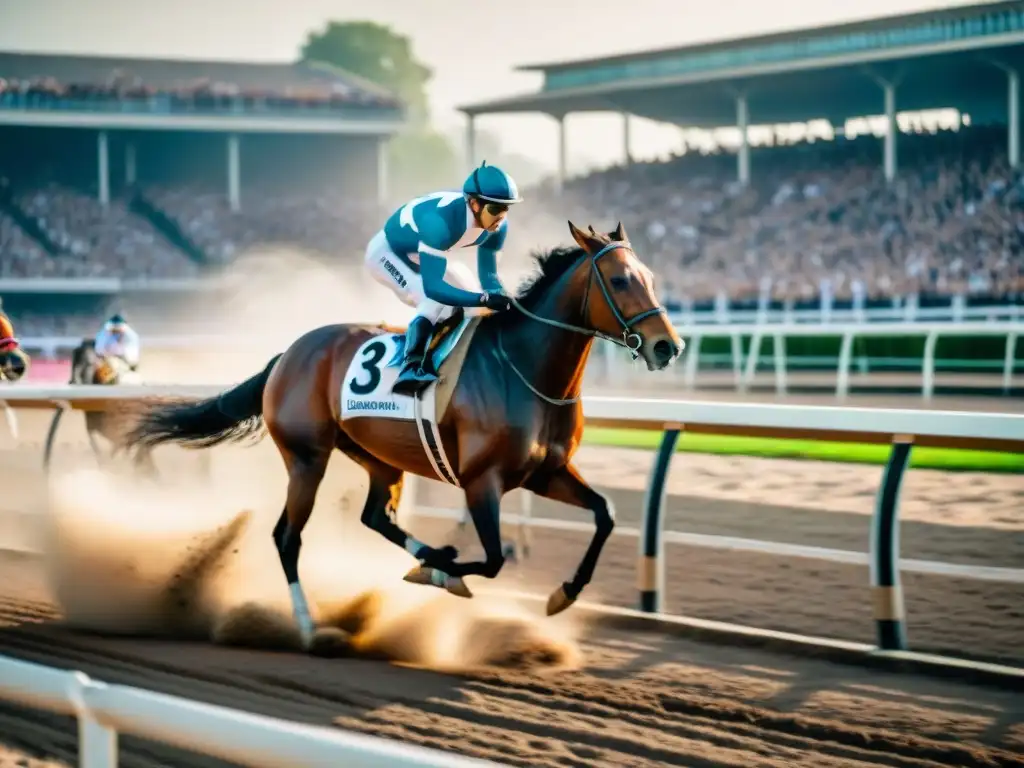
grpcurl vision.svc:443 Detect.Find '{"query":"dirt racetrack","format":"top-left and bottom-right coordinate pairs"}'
top-left (0, 394), bottom-right (1022, 767)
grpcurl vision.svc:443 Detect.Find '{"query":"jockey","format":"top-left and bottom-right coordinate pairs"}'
top-left (0, 311), bottom-right (16, 354)
top-left (94, 313), bottom-right (141, 371)
top-left (365, 161), bottom-right (522, 396)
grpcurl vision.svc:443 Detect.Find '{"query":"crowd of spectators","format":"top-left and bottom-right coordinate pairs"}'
top-left (3, 124), bottom-right (1023, 336)
top-left (525, 124), bottom-right (1024, 306)
top-left (0, 65), bottom-right (400, 113)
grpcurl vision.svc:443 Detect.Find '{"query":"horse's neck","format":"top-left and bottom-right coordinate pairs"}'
top-left (498, 287), bottom-right (593, 403)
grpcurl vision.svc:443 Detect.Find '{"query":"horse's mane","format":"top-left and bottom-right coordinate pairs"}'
top-left (510, 244), bottom-right (586, 309)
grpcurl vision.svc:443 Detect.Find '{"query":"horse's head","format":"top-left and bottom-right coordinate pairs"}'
top-left (565, 220), bottom-right (684, 371)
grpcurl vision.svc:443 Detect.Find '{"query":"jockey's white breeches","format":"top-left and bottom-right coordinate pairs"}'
top-left (364, 230), bottom-right (477, 325)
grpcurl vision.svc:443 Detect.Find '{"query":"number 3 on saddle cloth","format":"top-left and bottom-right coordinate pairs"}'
top-left (340, 308), bottom-right (478, 486)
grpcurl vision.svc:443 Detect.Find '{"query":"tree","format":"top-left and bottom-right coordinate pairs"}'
top-left (300, 21), bottom-right (458, 193)
top-left (300, 21), bottom-right (431, 124)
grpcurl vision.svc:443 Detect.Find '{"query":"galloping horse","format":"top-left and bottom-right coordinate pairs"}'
top-left (0, 311), bottom-right (29, 438)
top-left (126, 221), bottom-right (683, 650)
top-left (44, 338), bottom-right (156, 475)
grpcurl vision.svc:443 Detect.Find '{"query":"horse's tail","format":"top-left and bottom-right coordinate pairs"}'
top-left (127, 354), bottom-right (282, 450)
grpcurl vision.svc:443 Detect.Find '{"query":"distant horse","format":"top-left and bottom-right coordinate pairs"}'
top-left (126, 221), bottom-right (683, 650)
top-left (44, 338), bottom-right (156, 476)
top-left (0, 312), bottom-right (29, 439)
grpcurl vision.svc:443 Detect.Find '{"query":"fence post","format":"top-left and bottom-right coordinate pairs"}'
top-left (870, 436), bottom-right (913, 651)
top-left (69, 671), bottom-right (117, 768)
top-left (638, 427), bottom-right (681, 613)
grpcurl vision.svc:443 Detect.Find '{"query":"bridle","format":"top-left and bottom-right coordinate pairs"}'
top-left (496, 241), bottom-right (667, 406)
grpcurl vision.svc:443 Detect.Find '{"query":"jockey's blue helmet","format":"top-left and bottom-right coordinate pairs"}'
top-left (108, 313), bottom-right (126, 328)
top-left (463, 161), bottom-right (523, 205)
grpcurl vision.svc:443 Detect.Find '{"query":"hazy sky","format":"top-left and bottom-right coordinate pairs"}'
top-left (0, 0), bottom-right (982, 172)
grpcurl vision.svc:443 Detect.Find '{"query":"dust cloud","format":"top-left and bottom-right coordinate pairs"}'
top-left (41, 467), bottom-right (583, 672)
top-left (138, 239), bottom-right (556, 386)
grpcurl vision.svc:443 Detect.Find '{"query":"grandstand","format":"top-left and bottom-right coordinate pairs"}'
top-left (0, 5), bottom-right (1021, 386)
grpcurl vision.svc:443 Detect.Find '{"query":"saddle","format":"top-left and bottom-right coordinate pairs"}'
top-left (380, 308), bottom-right (468, 377)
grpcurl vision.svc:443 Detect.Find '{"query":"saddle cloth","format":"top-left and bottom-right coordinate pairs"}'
top-left (339, 313), bottom-right (482, 486)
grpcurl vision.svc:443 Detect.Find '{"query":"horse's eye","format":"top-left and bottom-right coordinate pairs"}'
top-left (606, 274), bottom-right (630, 290)
top-left (610, 276), bottom-right (630, 291)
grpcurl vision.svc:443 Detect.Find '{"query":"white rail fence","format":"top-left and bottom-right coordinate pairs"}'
top-left (0, 653), bottom-right (500, 768)
top-left (0, 385), bottom-right (1022, 764)
top-left (593, 321), bottom-right (1024, 398)
top-left (17, 320), bottom-right (1024, 400)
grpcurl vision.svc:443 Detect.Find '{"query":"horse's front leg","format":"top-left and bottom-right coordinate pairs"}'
top-left (407, 470), bottom-right (507, 593)
top-left (524, 462), bottom-right (615, 616)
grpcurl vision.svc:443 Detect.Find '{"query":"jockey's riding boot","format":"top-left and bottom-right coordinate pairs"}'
top-left (392, 316), bottom-right (437, 397)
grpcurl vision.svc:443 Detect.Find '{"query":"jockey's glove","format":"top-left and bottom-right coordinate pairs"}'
top-left (479, 291), bottom-right (512, 312)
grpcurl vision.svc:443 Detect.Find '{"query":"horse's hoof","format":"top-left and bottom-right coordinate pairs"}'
top-left (403, 565), bottom-right (437, 586)
top-left (546, 585), bottom-right (576, 617)
top-left (403, 566), bottom-right (474, 599)
top-left (445, 576), bottom-right (473, 599)
top-left (308, 627), bottom-right (352, 658)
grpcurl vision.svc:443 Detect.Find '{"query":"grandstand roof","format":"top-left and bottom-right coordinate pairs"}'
top-left (0, 51), bottom-right (399, 104)
top-left (516, 1), bottom-right (1016, 72)
top-left (459, 1), bottom-right (1024, 127)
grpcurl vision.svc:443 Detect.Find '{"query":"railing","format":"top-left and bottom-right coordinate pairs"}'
top-left (3, 384), bottom-right (1022, 654)
top-left (0, 653), bottom-right (500, 768)
top-left (16, 320), bottom-right (1023, 399)
top-left (593, 320), bottom-right (1023, 398)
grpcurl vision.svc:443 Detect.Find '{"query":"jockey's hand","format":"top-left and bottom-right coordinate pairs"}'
top-left (479, 291), bottom-right (512, 312)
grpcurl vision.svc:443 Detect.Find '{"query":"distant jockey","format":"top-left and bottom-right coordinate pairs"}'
top-left (0, 311), bottom-right (16, 354)
top-left (0, 309), bottom-right (28, 381)
top-left (94, 313), bottom-right (141, 371)
top-left (365, 161), bottom-right (522, 396)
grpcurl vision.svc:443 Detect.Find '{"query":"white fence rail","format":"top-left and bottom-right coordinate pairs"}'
top-left (18, 320), bottom-right (1024, 401)
top-left (0, 653), bottom-right (500, 768)
top-left (594, 321), bottom-right (1024, 399)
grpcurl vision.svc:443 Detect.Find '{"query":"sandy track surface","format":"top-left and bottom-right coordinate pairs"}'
top-left (0, 553), bottom-right (1021, 768)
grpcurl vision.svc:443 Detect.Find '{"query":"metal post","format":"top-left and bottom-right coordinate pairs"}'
top-left (1003, 332), bottom-right (1018, 394)
top-left (556, 114), bottom-right (567, 192)
top-left (836, 331), bottom-right (854, 400)
top-left (773, 332), bottom-right (787, 395)
top-left (922, 329), bottom-right (939, 401)
top-left (227, 133), bottom-right (240, 213)
top-left (376, 138), bottom-right (388, 208)
top-left (465, 114), bottom-right (476, 171)
top-left (683, 334), bottom-right (702, 390)
top-left (883, 82), bottom-right (897, 182)
top-left (870, 438), bottom-right (913, 651)
top-left (124, 143), bottom-right (136, 186)
top-left (638, 427), bottom-right (681, 612)
top-left (736, 95), bottom-right (750, 186)
top-left (97, 131), bottom-right (110, 208)
top-left (622, 112), bottom-right (632, 167)
top-left (1009, 69), bottom-right (1020, 168)
top-left (70, 672), bottom-right (118, 768)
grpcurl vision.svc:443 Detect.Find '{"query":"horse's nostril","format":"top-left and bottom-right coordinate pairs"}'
top-left (653, 339), bottom-right (673, 363)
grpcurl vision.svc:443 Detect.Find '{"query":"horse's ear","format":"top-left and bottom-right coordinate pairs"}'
top-left (567, 220), bottom-right (591, 251)
top-left (612, 221), bottom-right (628, 242)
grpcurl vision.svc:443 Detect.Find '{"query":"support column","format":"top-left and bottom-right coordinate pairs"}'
top-left (1009, 68), bottom-right (1020, 168)
top-left (883, 82), bottom-right (897, 182)
top-left (376, 137), bottom-right (389, 208)
top-left (465, 114), bottom-right (476, 171)
top-left (736, 95), bottom-right (750, 186)
top-left (124, 142), bottom-right (136, 186)
top-left (556, 114), bottom-right (567, 192)
top-left (622, 112), bottom-right (632, 167)
top-left (97, 131), bottom-right (109, 208)
top-left (227, 133), bottom-right (240, 213)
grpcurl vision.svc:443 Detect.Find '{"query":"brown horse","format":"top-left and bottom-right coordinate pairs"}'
top-left (126, 221), bottom-right (683, 650)
top-left (44, 339), bottom-right (157, 476)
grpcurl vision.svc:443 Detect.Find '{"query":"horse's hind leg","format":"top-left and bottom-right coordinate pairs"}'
top-left (273, 447), bottom-right (330, 650)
